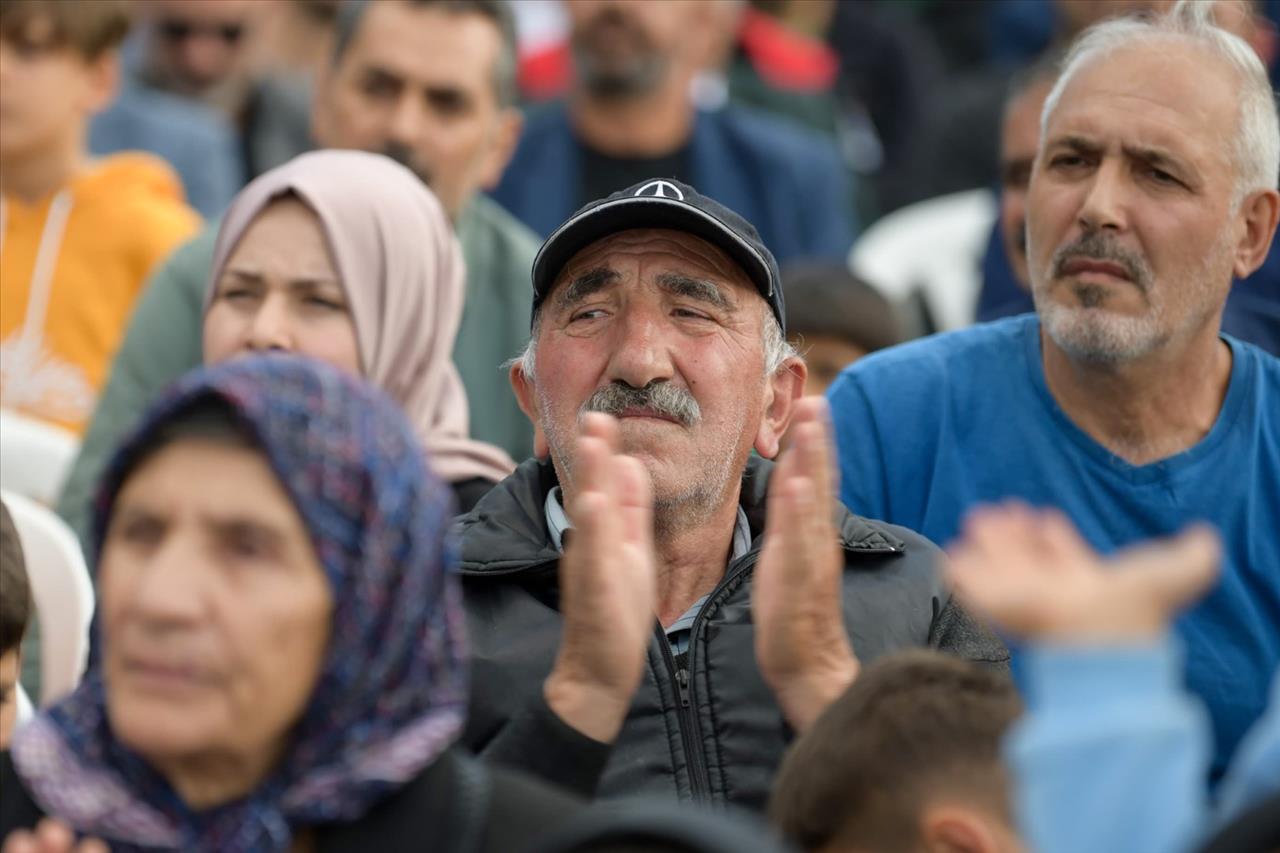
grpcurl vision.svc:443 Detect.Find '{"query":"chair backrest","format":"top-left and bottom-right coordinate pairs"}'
top-left (0, 409), bottom-right (80, 506)
top-left (1, 490), bottom-right (94, 705)
top-left (15, 682), bottom-right (33, 729)
top-left (850, 188), bottom-right (998, 333)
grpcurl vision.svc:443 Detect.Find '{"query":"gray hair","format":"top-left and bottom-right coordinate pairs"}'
top-left (1041, 0), bottom-right (1279, 207)
top-left (512, 308), bottom-right (797, 382)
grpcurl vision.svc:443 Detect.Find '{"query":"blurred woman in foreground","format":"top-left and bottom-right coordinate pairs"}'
top-left (0, 356), bottom-right (575, 851)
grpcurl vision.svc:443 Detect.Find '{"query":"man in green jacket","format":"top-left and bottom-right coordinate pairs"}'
top-left (57, 0), bottom-right (538, 544)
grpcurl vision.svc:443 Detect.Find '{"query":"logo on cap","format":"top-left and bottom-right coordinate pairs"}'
top-left (634, 180), bottom-right (684, 200)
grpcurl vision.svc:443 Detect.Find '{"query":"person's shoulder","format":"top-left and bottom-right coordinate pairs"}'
top-left (132, 222), bottom-right (220, 308)
top-left (512, 100), bottom-right (572, 144)
top-left (837, 510), bottom-right (943, 572)
top-left (95, 84), bottom-right (237, 145)
top-left (832, 315), bottom-right (1035, 401)
top-left (713, 104), bottom-right (838, 155)
top-left (1229, 333), bottom-right (1280, 380)
top-left (73, 155), bottom-right (201, 260)
top-left (463, 195), bottom-right (541, 260)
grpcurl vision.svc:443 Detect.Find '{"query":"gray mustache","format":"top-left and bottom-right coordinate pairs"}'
top-left (581, 382), bottom-right (701, 427)
top-left (1051, 231), bottom-right (1151, 290)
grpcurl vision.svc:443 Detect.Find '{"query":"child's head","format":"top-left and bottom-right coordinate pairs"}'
top-left (780, 263), bottom-right (902, 396)
top-left (769, 651), bottom-right (1024, 853)
top-left (1, 498), bottom-right (32, 747)
top-left (0, 0), bottom-right (131, 164)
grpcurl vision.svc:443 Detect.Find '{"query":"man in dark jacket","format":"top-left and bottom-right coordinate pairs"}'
top-left (458, 178), bottom-right (1008, 812)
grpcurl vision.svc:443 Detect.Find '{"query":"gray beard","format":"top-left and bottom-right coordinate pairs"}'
top-left (574, 47), bottom-right (668, 100)
top-left (1037, 297), bottom-right (1170, 365)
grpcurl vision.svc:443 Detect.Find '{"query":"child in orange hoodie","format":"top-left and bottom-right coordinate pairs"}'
top-left (0, 0), bottom-right (201, 434)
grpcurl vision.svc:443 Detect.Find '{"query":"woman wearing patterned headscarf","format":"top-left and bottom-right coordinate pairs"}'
top-left (0, 356), bottom-right (577, 851)
top-left (201, 149), bottom-right (516, 512)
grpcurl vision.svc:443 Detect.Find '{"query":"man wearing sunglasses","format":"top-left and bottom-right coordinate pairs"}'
top-left (140, 0), bottom-right (259, 108)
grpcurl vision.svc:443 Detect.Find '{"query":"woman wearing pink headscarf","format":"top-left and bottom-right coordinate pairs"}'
top-left (202, 149), bottom-right (515, 511)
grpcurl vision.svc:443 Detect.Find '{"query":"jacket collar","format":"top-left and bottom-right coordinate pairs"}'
top-left (456, 456), bottom-right (904, 578)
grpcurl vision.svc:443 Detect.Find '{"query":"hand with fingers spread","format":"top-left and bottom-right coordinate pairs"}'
top-left (753, 397), bottom-right (859, 733)
top-left (544, 412), bottom-right (657, 744)
top-left (946, 502), bottom-right (1222, 644)
top-left (2, 820), bottom-right (109, 853)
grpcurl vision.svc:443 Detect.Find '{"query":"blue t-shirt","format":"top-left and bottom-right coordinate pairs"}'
top-left (828, 314), bottom-right (1280, 779)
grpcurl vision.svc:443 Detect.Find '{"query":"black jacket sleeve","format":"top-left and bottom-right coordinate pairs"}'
top-left (477, 690), bottom-right (614, 799)
top-left (0, 751), bottom-right (45, 837)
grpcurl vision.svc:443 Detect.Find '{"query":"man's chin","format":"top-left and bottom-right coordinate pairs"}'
top-left (1040, 302), bottom-right (1165, 364)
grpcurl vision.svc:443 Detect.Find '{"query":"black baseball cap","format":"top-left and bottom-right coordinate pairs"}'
top-left (530, 178), bottom-right (785, 333)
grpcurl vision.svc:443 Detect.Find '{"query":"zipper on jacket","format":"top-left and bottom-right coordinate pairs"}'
top-left (656, 625), bottom-right (711, 801)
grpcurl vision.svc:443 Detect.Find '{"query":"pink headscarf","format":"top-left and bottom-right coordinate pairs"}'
top-left (205, 149), bottom-right (516, 484)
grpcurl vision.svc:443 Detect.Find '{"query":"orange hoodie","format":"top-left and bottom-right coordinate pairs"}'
top-left (1, 152), bottom-right (201, 433)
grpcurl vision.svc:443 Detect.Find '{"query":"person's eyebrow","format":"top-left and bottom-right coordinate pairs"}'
top-left (655, 272), bottom-right (733, 311)
top-left (552, 267), bottom-right (621, 312)
top-left (1124, 143), bottom-right (1198, 182)
top-left (359, 64), bottom-right (405, 88)
top-left (1047, 134), bottom-right (1103, 157)
top-left (222, 268), bottom-right (339, 289)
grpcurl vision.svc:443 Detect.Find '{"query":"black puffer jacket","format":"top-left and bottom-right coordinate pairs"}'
top-left (458, 457), bottom-right (1008, 812)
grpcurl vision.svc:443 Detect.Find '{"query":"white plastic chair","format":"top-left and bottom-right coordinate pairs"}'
top-left (1, 489), bottom-right (94, 705)
top-left (850, 188), bottom-right (998, 333)
top-left (14, 682), bottom-right (33, 729)
top-left (0, 408), bottom-right (80, 505)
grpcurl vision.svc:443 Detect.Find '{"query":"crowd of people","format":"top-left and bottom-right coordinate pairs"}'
top-left (0, 0), bottom-right (1277, 851)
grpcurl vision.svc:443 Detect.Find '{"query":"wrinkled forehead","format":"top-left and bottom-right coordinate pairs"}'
top-left (550, 228), bottom-right (757, 299)
top-left (1043, 39), bottom-right (1238, 164)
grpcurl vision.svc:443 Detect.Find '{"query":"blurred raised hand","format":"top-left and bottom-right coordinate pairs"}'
top-left (3, 820), bottom-right (108, 853)
top-left (946, 503), bottom-right (1221, 644)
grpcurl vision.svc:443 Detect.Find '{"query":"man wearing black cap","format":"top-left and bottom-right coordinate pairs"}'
top-left (456, 178), bottom-right (1007, 811)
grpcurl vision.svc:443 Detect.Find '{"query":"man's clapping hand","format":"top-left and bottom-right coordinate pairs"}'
top-left (754, 397), bottom-right (860, 732)
top-left (544, 413), bottom-right (657, 743)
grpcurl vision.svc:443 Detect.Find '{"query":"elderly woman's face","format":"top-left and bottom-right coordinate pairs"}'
top-left (203, 197), bottom-right (362, 375)
top-left (99, 438), bottom-right (332, 776)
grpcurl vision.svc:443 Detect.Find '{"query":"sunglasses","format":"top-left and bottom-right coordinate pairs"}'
top-left (157, 19), bottom-right (245, 45)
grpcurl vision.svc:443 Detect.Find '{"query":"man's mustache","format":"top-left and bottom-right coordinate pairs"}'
top-left (581, 382), bottom-right (701, 427)
top-left (1051, 230), bottom-right (1151, 290)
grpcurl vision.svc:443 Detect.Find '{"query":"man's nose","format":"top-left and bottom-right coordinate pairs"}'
top-left (387, 92), bottom-right (430, 149)
top-left (1077, 161), bottom-right (1129, 234)
top-left (605, 310), bottom-right (675, 389)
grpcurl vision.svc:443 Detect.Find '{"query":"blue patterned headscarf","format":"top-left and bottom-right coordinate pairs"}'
top-left (11, 356), bottom-right (468, 851)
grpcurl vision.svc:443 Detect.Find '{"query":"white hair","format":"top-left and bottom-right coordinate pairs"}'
top-left (512, 307), bottom-right (797, 382)
top-left (1041, 0), bottom-right (1279, 207)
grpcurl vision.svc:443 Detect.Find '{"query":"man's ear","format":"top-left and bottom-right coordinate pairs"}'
top-left (753, 357), bottom-right (806, 460)
top-left (1232, 188), bottom-right (1280, 280)
top-left (309, 63), bottom-right (336, 144)
top-left (921, 805), bottom-right (1012, 853)
top-left (480, 107), bottom-right (523, 191)
top-left (510, 360), bottom-right (549, 458)
top-left (84, 51), bottom-right (121, 115)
